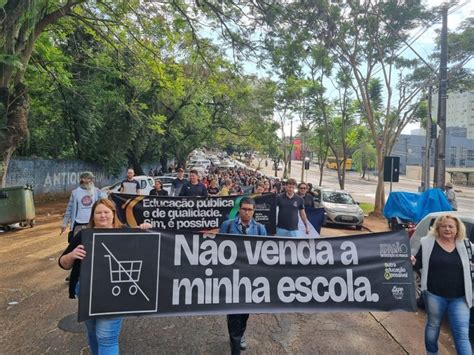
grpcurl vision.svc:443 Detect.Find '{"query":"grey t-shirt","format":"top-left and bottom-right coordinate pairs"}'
top-left (120, 179), bottom-right (140, 194)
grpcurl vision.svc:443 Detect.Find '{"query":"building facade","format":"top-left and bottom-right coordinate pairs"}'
top-left (431, 90), bottom-right (474, 139)
top-left (392, 128), bottom-right (474, 176)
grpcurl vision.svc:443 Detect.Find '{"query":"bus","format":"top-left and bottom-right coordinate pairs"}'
top-left (325, 157), bottom-right (353, 171)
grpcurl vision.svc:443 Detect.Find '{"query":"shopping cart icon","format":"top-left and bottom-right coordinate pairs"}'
top-left (101, 242), bottom-right (150, 301)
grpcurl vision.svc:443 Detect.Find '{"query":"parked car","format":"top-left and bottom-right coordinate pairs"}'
top-left (410, 211), bottom-right (474, 311)
top-left (313, 188), bottom-right (364, 229)
top-left (188, 158), bottom-right (211, 169)
top-left (218, 159), bottom-right (235, 169)
top-left (101, 175), bottom-right (155, 195)
top-left (273, 162), bottom-right (283, 170)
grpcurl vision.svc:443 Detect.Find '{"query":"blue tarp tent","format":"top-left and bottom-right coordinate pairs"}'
top-left (383, 188), bottom-right (452, 223)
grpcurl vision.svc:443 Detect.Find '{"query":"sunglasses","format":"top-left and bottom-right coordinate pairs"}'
top-left (240, 207), bottom-right (254, 212)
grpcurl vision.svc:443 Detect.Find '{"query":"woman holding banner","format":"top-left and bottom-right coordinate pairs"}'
top-left (412, 214), bottom-right (472, 355)
top-left (59, 198), bottom-right (150, 355)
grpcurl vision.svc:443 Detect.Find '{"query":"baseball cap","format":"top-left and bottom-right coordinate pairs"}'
top-left (80, 171), bottom-right (95, 179)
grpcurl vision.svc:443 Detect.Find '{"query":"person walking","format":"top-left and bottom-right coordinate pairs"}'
top-left (219, 197), bottom-right (267, 355)
top-left (149, 179), bottom-right (168, 196)
top-left (119, 168), bottom-right (140, 195)
top-left (171, 168), bottom-right (187, 196)
top-left (59, 198), bottom-right (151, 355)
top-left (179, 169), bottom-right (208, 197)
top-left (445, 182), bottom-right (458, 211)
top-left (276, 178), bottom-right (310, 237)
top-left (207, 178), bottom-right (220, 196)
top-left (60, 171), bottom-right (106, 240)
top-left (412, 214), bottom-right (472, 355)
top-left (296, 182), bottom-right (314, 209)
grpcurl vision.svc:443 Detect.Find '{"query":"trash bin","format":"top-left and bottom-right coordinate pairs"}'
top-left (0, 185), bottom-right (36, 227)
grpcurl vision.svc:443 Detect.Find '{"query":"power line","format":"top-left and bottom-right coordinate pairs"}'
top-left (370, 0), bottom-right (470, 78)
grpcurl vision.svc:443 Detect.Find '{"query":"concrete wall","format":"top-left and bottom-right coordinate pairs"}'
top-left (5, 158), bottom-right (120, 195)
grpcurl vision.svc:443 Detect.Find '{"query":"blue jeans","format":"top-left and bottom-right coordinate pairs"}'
top-left (76, 283), bottom-right (122, 355)
top-left (84, 317), bottom-right (122, 355)
top-left (423, 290), bottom-right (472, 355)
top-left (276, 228), bottom-right (299, 237)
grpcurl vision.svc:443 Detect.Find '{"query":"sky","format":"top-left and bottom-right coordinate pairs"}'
top-left (402, 0), bottom-right (473, 134)
top-left (237, 0), bottom-right (473, 137)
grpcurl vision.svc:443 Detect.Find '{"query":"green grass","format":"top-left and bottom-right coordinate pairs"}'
top-left (359, 202), bottom-right (374, 215)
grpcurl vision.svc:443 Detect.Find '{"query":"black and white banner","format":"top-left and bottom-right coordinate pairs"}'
top-left (78, 229), bottom-right (416, 321)
top-left (110, 193), bottom-right (277, 235)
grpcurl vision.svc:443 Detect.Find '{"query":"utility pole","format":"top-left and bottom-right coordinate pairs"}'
top-left (422, 86), bottom-right (433, 191)
top-left (300, 129), bottom-right (306, 181)
top-left (288, 119), bottom-right (293, 175)
top-left (435, 4), bottom-right (448, 189)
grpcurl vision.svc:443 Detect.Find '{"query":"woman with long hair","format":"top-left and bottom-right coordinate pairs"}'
top-left (59, 198), bottom-right (150, 355)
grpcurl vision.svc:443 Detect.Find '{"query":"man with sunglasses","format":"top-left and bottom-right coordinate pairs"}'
top-left (219, 197), bottom-right (267, 355)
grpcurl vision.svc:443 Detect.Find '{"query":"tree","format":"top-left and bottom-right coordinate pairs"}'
top-left (261, 0), bottom-right (431, 214)
top-left (1, 0), bottom-right (86, 185)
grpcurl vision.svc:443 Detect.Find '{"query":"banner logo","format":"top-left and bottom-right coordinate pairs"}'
top-left (379, 242), bottom-right (408, 257)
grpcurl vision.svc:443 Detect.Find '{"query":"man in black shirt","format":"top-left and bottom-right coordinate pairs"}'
top-left (171, 168), bottom-right (188, 196)
top-left (179, 169), bottom-right (208, 197)
top-left (276, 178), bottom-right (309, 237)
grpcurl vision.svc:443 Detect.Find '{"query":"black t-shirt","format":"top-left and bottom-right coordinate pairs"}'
top-left (208, 186), bottom-right (220, 195)
top-left (172, 177), bottom-right (187, 190)
top-left (179, 182), bottom-right (209, 197)
top-left (59, 232), bottom-right (83, 299)
top-left (149, 188), bottom-right (168, 196)
top-left (276, 193), bottom-right (304, 231)
top-left (415, 242), bottom-right (465, 298)
top-left (298, 193), bottom-right (314, 208)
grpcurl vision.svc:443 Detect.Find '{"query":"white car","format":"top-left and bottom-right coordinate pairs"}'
top-left (188, 159), bottom-right (211, 169)
top-left (218, 159), bottom-right (235, 169)
top-left (313, 188), bottom-right (364, 229)
top-left (273, 162), bottom-right (283, 170)
top-left (101, 175), bottom-right (155, 195)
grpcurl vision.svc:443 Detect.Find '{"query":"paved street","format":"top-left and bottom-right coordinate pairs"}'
top-left (262, 160), bottom-right (473, 212)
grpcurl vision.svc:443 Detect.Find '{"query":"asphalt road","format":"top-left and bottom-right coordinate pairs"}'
top-left (265, 160), bottom-right (472, 212)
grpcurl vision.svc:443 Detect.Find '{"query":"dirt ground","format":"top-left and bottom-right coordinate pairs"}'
top-left (0, 195), bottom-right (458, 354)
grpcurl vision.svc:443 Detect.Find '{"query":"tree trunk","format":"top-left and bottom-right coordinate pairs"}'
top-left (160, 156), bottom-right (168, 173)
top-left (0, 83), bottom-right (30, 187)
top-left (372, 152), bottom-right (385, 216)
top-left (319, 166), bottom-right (324, 186)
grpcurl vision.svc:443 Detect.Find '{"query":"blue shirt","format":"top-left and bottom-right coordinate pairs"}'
top-left (219, 217), bottom-right (267, 236)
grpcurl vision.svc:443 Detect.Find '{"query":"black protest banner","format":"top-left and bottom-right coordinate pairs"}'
top-left (110, 193), bottom-right (276, 235)
top-left (78, 229), bottom-right (416, 321)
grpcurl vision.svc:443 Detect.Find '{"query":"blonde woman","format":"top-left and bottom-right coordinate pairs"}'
top-left (412, 214), bottom-right (472, 355)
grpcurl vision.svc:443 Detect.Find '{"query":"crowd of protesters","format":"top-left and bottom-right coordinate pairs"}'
top-left (59, 155), bottom-right (472, 355)
top-left (160, 163), bottom-right (318, 203)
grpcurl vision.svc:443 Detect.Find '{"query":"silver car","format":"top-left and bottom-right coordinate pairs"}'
top-left (313, 188), bottom-right (364, 229)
